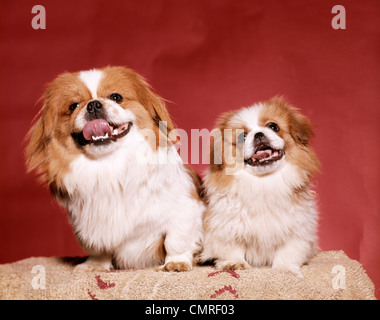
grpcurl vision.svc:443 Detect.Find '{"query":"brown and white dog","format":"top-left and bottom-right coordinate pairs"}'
top-left (26, 66), bottom-right (205, 272)
top-left (200, 97), bottom-right (320, 277)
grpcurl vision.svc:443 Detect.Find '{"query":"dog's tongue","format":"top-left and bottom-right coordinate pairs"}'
top-left (82, 119), bottom-right (112, 141)
top-left (256, 149), bottom-right (271, 158)
top-left (252, 149), bottom-right (272, 160)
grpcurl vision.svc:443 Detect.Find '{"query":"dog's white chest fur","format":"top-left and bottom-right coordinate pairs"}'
top-left (203, 163), bottom-right (318, 272)
top-left (61, 129), bottom-right (204, 268)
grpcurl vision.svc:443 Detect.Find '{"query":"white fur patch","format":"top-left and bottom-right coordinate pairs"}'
top-left (62, 123), bottom-right (205, 269)
top-left (230, 103), bottom-right (263, 128)
top-left (79, 69), bottom-right (103, 98)
top-left (202, 162), bottom-right (317, 273)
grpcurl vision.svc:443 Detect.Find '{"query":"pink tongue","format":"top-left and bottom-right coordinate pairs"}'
top-left (82, 119), bottom-right (112, 141)
top-left (258, 152), bottom-right (270, 159)
top-left (252, 150), bottom-right (271, 160)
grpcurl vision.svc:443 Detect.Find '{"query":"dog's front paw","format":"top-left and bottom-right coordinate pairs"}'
top-left (74, 263), bottom-right (99, 273)
top-left (158, 261), bottom-right (192, 272)
top-left (216, 260), bottom-right (250, 271)
top-left (272, 263), bottom-right (303, 278)
top-left (73, 256), bottom-right (113, 273)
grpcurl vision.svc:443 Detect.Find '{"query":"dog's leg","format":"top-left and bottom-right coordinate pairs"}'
top-left (158, 238), bottom-right (194, 272)
top-left (200, 237), bottom-right (250, 271)
top-left (157, 227), bottom-right (200, 272)
top-left (272, 238), bottom-right (311, 278)
top-left (74, 254), bottom-right (113, 272)
top-left (213, 245), bottom-right (250, 271)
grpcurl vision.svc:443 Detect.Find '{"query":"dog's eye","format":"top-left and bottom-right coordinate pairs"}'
top-left (267, 122), bottom-right (279, 132)
top-left (109, 93), bottom-right (123, 103)
top-left (238, 131), bottom-right (247, 143)
top-left (69, 102), bottom-right (80, 112)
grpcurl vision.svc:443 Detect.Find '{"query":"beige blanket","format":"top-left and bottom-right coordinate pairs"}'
top-left (0, 250), bottom-right (375, 300)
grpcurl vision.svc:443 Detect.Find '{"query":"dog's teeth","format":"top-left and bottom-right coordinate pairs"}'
top-left (92, 133), bottom-right (109, 141)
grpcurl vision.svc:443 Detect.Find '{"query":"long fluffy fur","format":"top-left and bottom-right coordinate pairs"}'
top-left (26, 66), bottom-right (205, 271)
top-left (200, 97), bottom-right (320, 276)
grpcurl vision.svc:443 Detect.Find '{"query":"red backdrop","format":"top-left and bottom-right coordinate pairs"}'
top-left (0, 0), bottom-right (379, 298)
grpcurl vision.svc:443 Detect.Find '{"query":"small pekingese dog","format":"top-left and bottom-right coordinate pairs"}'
top-left (26, 66), bottom-right (205, 272)
top-left (200, 97), bottom-right (320, 277)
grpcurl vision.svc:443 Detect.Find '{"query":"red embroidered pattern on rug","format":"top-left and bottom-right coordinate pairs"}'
top-left (210, 285), bottom-right (239, 299)
top-left (208, 270), bottom-right (240, 279)
top-left (87, 290), bottom-right (98, 300)
top-left (208, 270), bottom-right (240, 299)
top-left (95, 274), bottom-right (116, 289)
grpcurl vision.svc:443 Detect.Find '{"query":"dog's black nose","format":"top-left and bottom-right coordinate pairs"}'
top-left (87, 100), bottom-right (103, 113)
top-left (254, 132), bottom-right (264, 140)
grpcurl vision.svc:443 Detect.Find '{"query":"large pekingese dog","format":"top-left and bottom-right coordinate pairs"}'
top-left (26, 66), bottom-right (205, 272)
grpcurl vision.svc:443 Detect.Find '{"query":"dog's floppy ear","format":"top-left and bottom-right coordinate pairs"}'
top-left (25, 115), bottom-right (47, 175)
top-left (131, 71), bottom-right (175, 134)
top-left (25, 98), bottom-right (56, 181)
top-left (209, 110), bottom-right (239, 172)
top-left (209, 127), bottom-right (223, 171)
top-left (143, 88), bottom-right (175, 133)
top-left (271, 96), bottom-right (314, 145)
top-left (290, 110), bottom-right (314, 145)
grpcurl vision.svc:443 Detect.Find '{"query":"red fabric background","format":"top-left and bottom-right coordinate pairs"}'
top-left (0, 0), bottom-right (379, 298)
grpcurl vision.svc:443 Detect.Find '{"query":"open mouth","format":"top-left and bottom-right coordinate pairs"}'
top-left (244, 144), bottom-right (284, 167)
top-left (72, 119), bottom-right (132, 146)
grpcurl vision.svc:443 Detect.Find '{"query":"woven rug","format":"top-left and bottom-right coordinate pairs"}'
top-left (0, 250), bottom-right (375, 300)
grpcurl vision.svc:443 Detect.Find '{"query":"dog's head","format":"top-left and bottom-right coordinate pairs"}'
top-left (210, 97), bottom-right (319, 179)
top-left (26, 66), bottom-right (174, 184)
